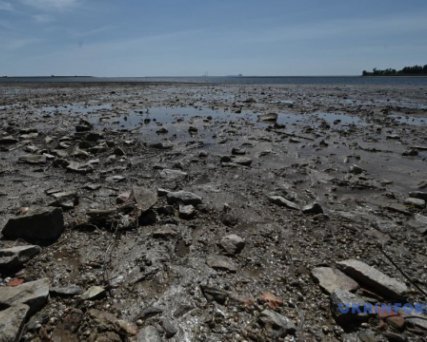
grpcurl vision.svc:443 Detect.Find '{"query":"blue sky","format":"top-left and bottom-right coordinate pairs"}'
top-left (1, 0), bottom-right (426, 76)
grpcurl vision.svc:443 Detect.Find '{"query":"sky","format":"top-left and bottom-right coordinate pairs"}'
top-left (0, 0), bottom-right (427, 76)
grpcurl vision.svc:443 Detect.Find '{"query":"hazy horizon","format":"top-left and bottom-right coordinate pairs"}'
top-left (1, 0), bottom-right (427, 77)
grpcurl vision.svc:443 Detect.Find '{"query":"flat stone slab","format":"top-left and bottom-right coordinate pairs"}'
top-left (268, 195), bottom-right (300, 210)
top-left (330, 289), bottom-right (369, 327)
top-left (0, 245), bottom-right (41, 270)
top-left (0, 278), bottom-right (49, 314)
top-left (0, 304), bottom-right (30, 342)
top-left (206, 255), bottom-right (238, 272)
top-left (259, 309), bottom-right (296, 337)
top-left (312, 267), bottom-right (359, 294)
top-left (167, 191), bottom-right (202, 205)
top-left (337, 259), bottom-right (408, 299)
top-left (132, 186), bottom-right (158, 212)
top-left (2, 207), bottom-right (64, 243)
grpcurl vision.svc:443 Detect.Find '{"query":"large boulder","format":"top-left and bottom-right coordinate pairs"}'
top-left (2, 207), bottom-right (64, 244)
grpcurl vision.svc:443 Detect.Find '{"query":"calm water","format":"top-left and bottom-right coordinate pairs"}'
top-left (1, 76), bottom-right (427, 86)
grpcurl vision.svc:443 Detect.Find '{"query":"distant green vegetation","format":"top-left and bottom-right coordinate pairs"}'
top-left (362, 65), bottom-right (427, 76)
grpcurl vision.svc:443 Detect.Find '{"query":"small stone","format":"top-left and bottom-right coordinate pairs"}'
top-left (231, 147), bottom-right (246, 155)
top-left (149, 141), bottom-right (174, 150)
top-left (219, 234), bottom-right (245, 255)
top-left (131, 187), bottom-right (158, 212)
top-left (409, 191), bottom-right (427, 201)
top-left (167, 191), bottom-right (202, 205)
top-left (50, 285), bottom-right (83, 297)
top-left (0, 135), bottom-right (18, 144)
top-left (259, 309), bottom-right (296, 337)
top-left (160, 169), bottom-right (187, 180)
top-left (137, 325), bottom-right (162, 342)
top-left (349, 165), bottom-right (364, 175)
top-left (206, 255), bottom-right (238, 272)
top-left (66, 161), bottom-right (93, 174)
top-left (268, 195), bottom-right (300, 210)
top-left (0, 278), bottom-right (49, 313)
top-left (2, 207), bottom-right (64, 243)
top-left (178, 204), bottom-right (195, 219)
top-left (0, 304), bottom-right (30, 342)
top-left (258, 113), bottom-right (278, 122)
top-left (161, 319), bottom-right (178, 338)
top-left (404, 197), bottom-right (425, 209)
top-left (81, 286), bottom-right (105, 300)
top-left (232, 156), bottom-right (252, 166)
top-left (19, 154), bottom-right (47, 165)
top-left (302, 202), bottom-right (324, 214)
top-left (0, 245), bottom-right (41, 270)
top-left (311, 267), bottom-right (359, 294)
top-left (337, 259), bottom-right (408, 299)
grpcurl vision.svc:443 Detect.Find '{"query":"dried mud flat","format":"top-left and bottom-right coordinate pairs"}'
top-left (0, 82), bottom-right (426, 341)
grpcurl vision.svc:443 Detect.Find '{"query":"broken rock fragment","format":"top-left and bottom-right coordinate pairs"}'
top-left (311, 267), bottom-right (359, 294)
top-left (167, 191), bottom-right (202, 205)
top-left (0, 245), bottom-right (41, 270)
top-left (337, 259), bottom-right (408, 299)
top-left (219, 234), bottom-right (245, 255)
top-left (259, 309), bottom-right (296, 338)
top-left (268, 195), bottom-right (300, 210)
top-left (0, 278), bottom-right (49, 314)
top-left (2, 207), bottom-right (64, 243)
top-left (0, 304), bottom-right (30, 342)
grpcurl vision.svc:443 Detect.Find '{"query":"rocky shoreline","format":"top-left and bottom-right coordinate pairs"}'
top-left (0, 82), bottom-right (426, 341)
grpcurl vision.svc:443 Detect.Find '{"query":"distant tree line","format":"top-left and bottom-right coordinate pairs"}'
top-left (362, 65), bottom-right (427, 76)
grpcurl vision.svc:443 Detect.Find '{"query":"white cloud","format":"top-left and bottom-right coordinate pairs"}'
top-left (0, 1), bottom-right (13, 11)
top-left (20, 0), bottom-right (78, 11)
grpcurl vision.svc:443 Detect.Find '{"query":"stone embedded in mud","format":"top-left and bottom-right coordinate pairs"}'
top-left (232, 156), bottom-right (252, 166)
top-left (336, 259), bottom-right (408, 299)
top-left (409, 191), bottom-right (427, 201)
top-left (259, 309), bottom-right (296, 337)
top-left (89, 309), bottom-right (138, 336)
top-left (178, 204), bottom-right (196, 219)
top-left (50, 285), bottom-right (83, 297)
top-left (159, 169), bottom-right (187, 180)
top-left (268, 195), bottom-right (300, 210)
top-left (0, 278), bottom-right (49, 314)
top-left (66, 161), bottom-right (94, 174)
top-left (231, 147), bottom-right (246, 155)
top-left (404, 197), bottom-right (426, 209)
top-left (167, 191), bottom-right (202, 205)
top-left (19, 154), bottom-right (47, 165)
top-left (137, 325), bottom-right (162, 342)
top-left (206, 255), bottom-right (238, 272)
top-left (311, 267), bottom-right (359, 294)
top-left (161, 319), bottom-right (178, 338)
top-left (349, 164), bottom-right (364, 175)
top-left (81, 286), bottom-right (106, 300)
top-left (132, 186), bottom-right (158, 211)
top-left (148, 141), bottom-right (174, 150)
top-left (0, 245), bottom-right (41, 270)
top-left (200, 285), bottom-right (229, 304)
top-left (302, 202), bottom-right (324, 215)
top-left (220, 234), bottom-right (245, 255)
top-left (75, 119), bottom-right (93, 132)
top-left (2, 207), bottom-right (64, 243)
top-left (0, 304), bottom-right (30, 342)
top-left (0, 135), bottom-right (18, 144)
top-left (49, 191), bottom-right (79, 209)
top-left (258, 112), bottom-right (278, 122)
top-left (330, 289), bottom-right (369, 327)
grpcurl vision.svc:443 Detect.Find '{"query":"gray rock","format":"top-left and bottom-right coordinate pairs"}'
top-left (66, 161), bottom-right (94, 174)
top-left (159, 169), bottom-right (187, 181)
top-left (220, 234), bottom-right (245, 255)
top-left (404, 197), bottom-right (426, 209)
top-left (0, 278), bottom-right (49, 314)
top-left (206, 255), bottom-right (238, 272)
top-left (0, 304), bottom-right (30, 342)
top-left (330, 289), bottom-right (369, 327)
top-left (49, 191), bottom-right (79, 209)
top-left (312, 267), bottom-right (359, 294)
top-left (132, 187), bottom-right (158, 212)
top-left (167, 191), bottom-right (202, 205)
top-left (149, 141), bottom-right (174, 150)
top-left (408, 214), bottom-right (427, 234)
top-left (409, 191), bottom-right (427, 201)
top-left (0, 135), bottom-right (18, 144)
top-left (268, 195), bottom-right (300, 210)
top-left (258, 113), bottom-right (278, 122)
top-left (81, 286), bottom-right (105, 300)
top-left (0, 245), bottom-right (41, 270)
top-left (406, 316), bottom-right (427, 332)
top-left (337, 259), bottom-right (408, 299)
top-left (232, 156), bottom-right (252, 166)
top-left (259, 309), bottom-right (296, 337)
top-left (2, 207), bottom-right (64, 243)
top-left (161, 318), bottom-right (178, 338)
top-left (302, 202), bottom-right (324, 214)
top-left (19, 154), bottom-right (47, 165)
top-left (178, 204), bottom-right (195, 219)
top-left (349, 165), bottom-right (364, 175)
top-left (137, 325), bottom-right (162, 342)
top-left (50, 285), bottom-right (83, 297)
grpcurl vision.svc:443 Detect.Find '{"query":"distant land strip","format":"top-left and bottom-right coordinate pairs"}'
top-left (363, 64), bottom-right (427, 76)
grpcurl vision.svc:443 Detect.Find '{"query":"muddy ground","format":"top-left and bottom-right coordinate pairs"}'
top-left (0, 82), bottom-right (426, 341)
